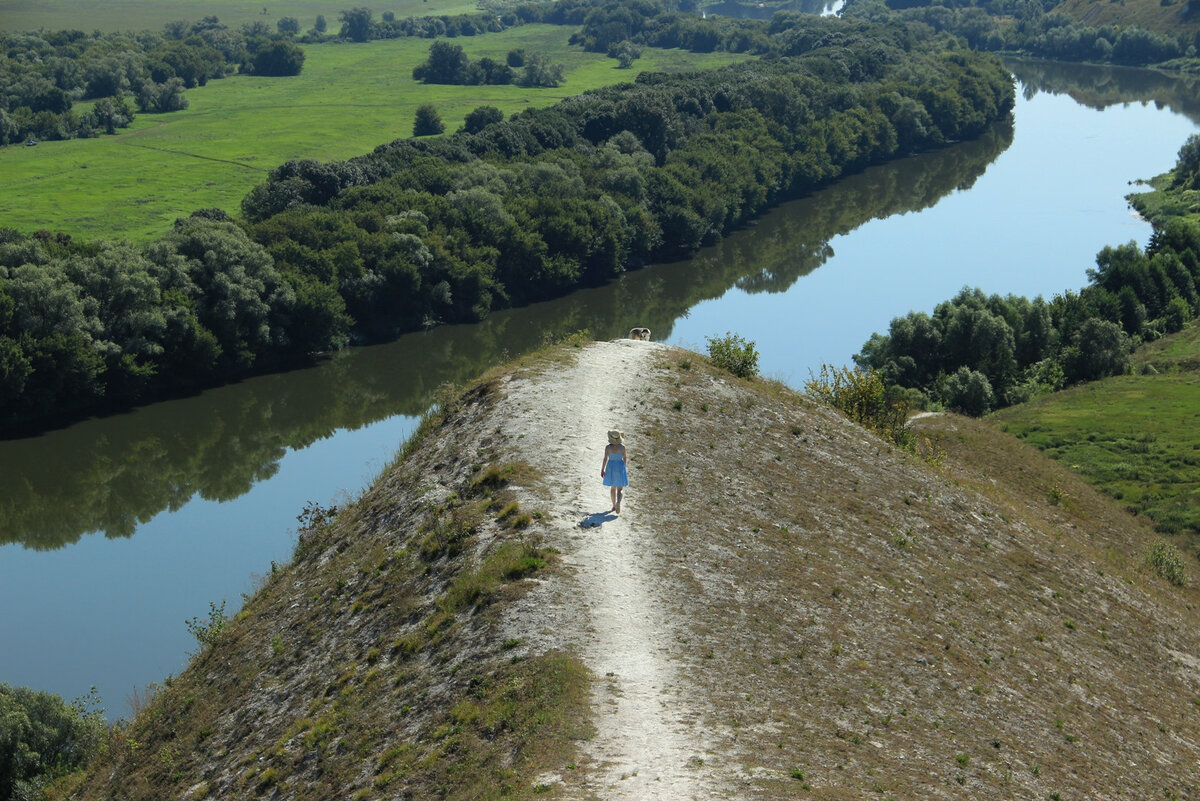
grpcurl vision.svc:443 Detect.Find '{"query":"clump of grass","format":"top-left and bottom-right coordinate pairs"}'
top-left (1144, 539), bottom-right (1189, 587)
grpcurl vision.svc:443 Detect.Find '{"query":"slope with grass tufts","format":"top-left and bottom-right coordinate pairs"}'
top-left (53, 338), bottom-right (1200, 800)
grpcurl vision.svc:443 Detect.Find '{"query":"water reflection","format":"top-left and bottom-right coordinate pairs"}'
top-left (0, 120), bottom-right (1012, 551)
top-left (1007, 57), bottom-right (1200, 126)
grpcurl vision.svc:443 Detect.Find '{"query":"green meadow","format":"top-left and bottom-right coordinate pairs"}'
top-left (0, 26), bottom-right (750, 242)
top-left (0, 1), bottom-right (479, 34)
top-left (991, 320), bottom-right (1200, 542)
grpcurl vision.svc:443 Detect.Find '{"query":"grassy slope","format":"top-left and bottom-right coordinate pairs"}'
top-left (991, 319), bottom-right (1200, 544)
top-left (1055, 0), bottom-right (1200, 35)
top-left (0, 27), bottom-right (749, 242)
top-left (0, 0), bottom-right (480, 34)
top-left (53, 340), bottom-right (1200, 800)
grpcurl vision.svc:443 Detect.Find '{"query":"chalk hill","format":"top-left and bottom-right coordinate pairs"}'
top-left (55, 339), bottom-right (1200, 800)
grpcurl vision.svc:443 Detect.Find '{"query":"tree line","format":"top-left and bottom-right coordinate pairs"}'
top-left (412, 42), bottom-right (565, 88)
top-left (843, 0), bottom-right (1198, 69)
top-left (856, 137), bottom-right (1200, 416)
top-left (0, 18), bottom-right (304, 146)
top-left (0, 9), bottom-right (1014, 434)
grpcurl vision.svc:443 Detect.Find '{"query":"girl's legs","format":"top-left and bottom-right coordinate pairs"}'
top-left (610, 486), bottom-right (618, 511)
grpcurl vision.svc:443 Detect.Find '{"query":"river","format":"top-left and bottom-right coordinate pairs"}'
top-left (1, 59), bottom-right (1197, 719)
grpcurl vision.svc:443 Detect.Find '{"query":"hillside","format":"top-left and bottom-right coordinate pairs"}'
top-left (54, 338), bottom-right (1200, 800)
top-left (1056, 0), bottom-right (1200, 34)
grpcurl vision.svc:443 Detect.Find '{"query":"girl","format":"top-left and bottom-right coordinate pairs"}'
top-left (601, 430), bottom-right (628, 513)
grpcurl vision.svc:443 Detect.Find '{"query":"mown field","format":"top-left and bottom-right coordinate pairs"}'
top-left (0, 26), bottom-right (749, 242)
top-left (0, 0), bottom-right (479, 34)
top-left (991, 319), bottom-right (1200, 545)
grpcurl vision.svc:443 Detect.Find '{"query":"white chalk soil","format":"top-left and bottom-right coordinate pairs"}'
top-left (498, 339), bottom-right (726, 800)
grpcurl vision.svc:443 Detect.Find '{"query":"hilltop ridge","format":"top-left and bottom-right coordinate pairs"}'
top-left (57, 339), bottom-right (1200, 800)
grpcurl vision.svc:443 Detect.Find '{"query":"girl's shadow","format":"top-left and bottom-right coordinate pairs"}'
top-left (579, 510), bottom-right (617, 529)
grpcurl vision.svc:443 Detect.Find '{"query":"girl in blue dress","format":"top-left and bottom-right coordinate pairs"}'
top-left (601, 429), bottom-right (628, 513)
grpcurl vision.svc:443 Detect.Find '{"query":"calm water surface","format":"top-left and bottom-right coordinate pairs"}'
top-left (2, 60), bottom-right (1197, 718)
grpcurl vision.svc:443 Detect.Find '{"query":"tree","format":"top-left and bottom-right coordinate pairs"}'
top-left (136, 78), bottom-right (189, 113)
top-left (314, 14), bottom-right (327, 33)
top-left (1172, 133), bottom-right (1200, 191)
top-left (462, 105), bottom-right (504, 134)
top-left (413, 104), bottom-right (444, 136)
top-left (0, 684), bottom-right (106, 801)
top-left (253, 40), bottom-right (306, 76)
top-left (610, 40), bottom-right (642, 68)
top-left (519, 52), bottom-right (565, 87)
top-left (339, 7), bottom-right (374, 42)
top-left (89, 96), bottom-right (134, 135)
top-left (941, 366), bottom-right (995, 416)
top-left (277, 16), bottom-right (301, 36)
top-left (1062, 317), bottom-right (1131, 383)
top-left (412, 41), bottom-right (469, 84)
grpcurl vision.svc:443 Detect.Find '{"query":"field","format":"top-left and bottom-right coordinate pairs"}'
top-left (991, 319), bottom-right (1200, 543)
top-left (0, 1), bottom-right (480, 34)
top-left (0, 26), bottom-right (750, 242)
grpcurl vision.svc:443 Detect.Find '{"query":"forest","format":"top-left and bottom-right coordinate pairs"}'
top-left (842, 0), bottom-right (1200, 69)
top-left (0, 6), bottom-right (1014, 434)
top-left (856, 135), bottom-right (1200, 416)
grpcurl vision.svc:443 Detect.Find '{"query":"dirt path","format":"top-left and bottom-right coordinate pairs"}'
top-left (498, 339), bottom-right (724, 799)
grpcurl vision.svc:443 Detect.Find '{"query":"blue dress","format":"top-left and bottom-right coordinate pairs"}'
top-left (603, 447), bottom-right (628, 487)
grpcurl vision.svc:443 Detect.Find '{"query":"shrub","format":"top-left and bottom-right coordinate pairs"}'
top-left (0, 684), bottom-right (106, 800)
top-left (1145, 540), bottom-right (1188, 587)
top-left (706, 332), bottom-right (759, 379)
top-left (941, 366), bottom-right (996, 416)
top-left (806, 364), bottom-right (915, 450)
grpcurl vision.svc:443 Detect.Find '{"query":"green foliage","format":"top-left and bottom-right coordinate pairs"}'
top-left (185, 600), bottom-right (229, 651)
top-left (0, 684), bottom-right (106, 801)
top-left (252, 40), bottom-right (305, 77)
top-left (805, 364), bottom-right (914, 449)
top-left (412, 103), bottom-right (445, 137)
top-left (858, 208), bottom-right (1200, 416)
top-left (1, 11), bottom-right (1016, 432)
top-left (705, 332), bottom-right (760, 379)
top-left (1144, 540), bottom-right (1189, 586)
top-left (869, 0), bottom-right (1190, 68)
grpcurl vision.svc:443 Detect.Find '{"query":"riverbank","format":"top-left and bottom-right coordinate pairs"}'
top-left (54, 337), bottom-right (1200, 800)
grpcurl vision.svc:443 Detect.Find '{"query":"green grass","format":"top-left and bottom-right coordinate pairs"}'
top-left (0, 26), bottom-right (749, 242)
top-left (991, 321), bottom-right (1200, 540)
top-left (0, 1), bottom-right (480, 34)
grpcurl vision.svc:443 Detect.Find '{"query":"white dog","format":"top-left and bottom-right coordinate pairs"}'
top-left (628, 327), bottom-right (651, 341)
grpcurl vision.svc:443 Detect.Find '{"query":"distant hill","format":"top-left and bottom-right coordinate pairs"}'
top-left (1055, 0), bottom-right (1200, 35)
top-left (52, 338), bottom-right (1200, 800)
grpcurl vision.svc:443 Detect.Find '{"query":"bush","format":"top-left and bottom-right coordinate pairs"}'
top-left (805, 364), bottom-right (913, 448)
top-left (1145, 540), bottom-right (1188, 587)
top-left (0, 684), bottom-right (106, 800)
top-left (941, 366), bottom-right (996, 416)
top-left (705, 332), bottom-right (759, 379)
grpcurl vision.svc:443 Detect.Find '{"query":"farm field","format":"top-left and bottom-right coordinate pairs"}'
top-left (991, 320), bottom-right (1200, 542)
top-left (0, 0), bottom-right (479, 34)
top-left (0, 26), bottom-right (750, 242)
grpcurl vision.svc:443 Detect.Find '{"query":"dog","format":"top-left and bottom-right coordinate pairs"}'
top-left (628, 327), bottom-right (651, 341)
